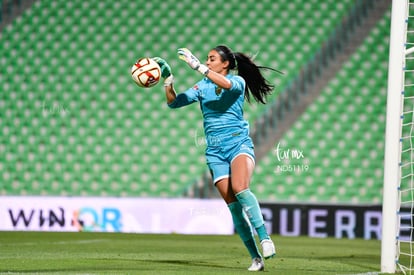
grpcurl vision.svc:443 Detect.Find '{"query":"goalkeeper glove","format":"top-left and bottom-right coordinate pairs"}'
top-left (152, 57), bottom-right (174, 86)
top-left (152, 57), bottom-right (171, 78)
top-left (177, 48), bottom-right (209, 75)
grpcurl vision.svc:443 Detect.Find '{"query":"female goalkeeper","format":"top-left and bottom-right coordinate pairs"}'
top-left (153, 45), bottom-right (278, 272)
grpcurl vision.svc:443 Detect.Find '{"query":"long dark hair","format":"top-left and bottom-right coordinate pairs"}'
top-left (213, 45), bottom-right (282, 104)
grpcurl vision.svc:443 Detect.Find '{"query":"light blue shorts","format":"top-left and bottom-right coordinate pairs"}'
top-left (205, 136), bottom-right (255, 184)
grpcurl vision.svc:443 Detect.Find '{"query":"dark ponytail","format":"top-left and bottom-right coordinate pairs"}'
top-left (213, 45), bottom-right (282, 104)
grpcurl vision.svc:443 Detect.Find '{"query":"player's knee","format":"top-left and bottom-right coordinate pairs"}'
top-left (231, 182), bottom-right (250, 195)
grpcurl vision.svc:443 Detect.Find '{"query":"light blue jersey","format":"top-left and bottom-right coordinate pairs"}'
top-left (168, 74), bottom-right (255, 183)
top-left (168, 74), bottom-right (250, 144)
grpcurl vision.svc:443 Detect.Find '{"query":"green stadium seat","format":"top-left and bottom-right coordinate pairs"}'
top-left (0, 0), bottom-right (367, 199)
top-left (252, 13), bottom-right (391, 203)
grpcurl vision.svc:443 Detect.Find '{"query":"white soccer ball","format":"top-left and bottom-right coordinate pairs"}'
top-left (131, 57), bottom-right (161, 88)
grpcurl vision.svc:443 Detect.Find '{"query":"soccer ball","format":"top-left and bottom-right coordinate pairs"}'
top-left (131, 57), bottom-right (161, 88)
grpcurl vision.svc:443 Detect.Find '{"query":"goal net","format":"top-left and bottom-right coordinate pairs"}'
top-left (381, 0), bottom-right (414, 274)
top-left (398, 1), bottom-right (414, 274)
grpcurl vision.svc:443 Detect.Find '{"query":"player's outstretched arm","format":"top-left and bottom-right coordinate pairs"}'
top-left (152, 57), bottom-right (176, 104)
top-left (177, 48), bottom-right (231, 90)
top-left (164, 81), bottom-right (176, 104)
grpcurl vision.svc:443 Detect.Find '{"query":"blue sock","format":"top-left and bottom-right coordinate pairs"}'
top-left (236, 189), bottom-right (270, 242)
top-left (228, 201), bottom-right (261, 259)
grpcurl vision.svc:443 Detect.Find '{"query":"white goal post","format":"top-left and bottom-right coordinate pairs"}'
top-left (381, 0), bottom-right (409, 273)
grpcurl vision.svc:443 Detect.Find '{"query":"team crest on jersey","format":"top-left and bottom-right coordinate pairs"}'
top-left (215, 86), bottom-right (222, 96)
top-left (193, 84), bottom-right (199, 90)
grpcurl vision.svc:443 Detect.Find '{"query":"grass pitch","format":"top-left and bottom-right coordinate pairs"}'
top-left (0, 231), bottom-right (382, 274)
